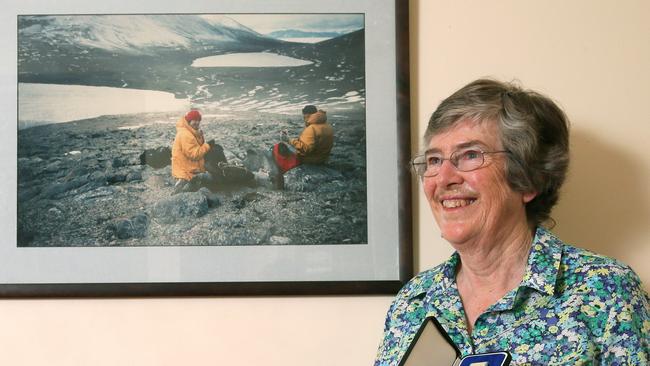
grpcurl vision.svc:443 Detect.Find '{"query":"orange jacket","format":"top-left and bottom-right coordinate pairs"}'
top-left (171, 117), bottom-right (211, 181)
top-left (289, 110), bottom-right (334, 164)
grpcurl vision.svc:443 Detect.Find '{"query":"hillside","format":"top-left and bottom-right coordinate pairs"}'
top-left (18, 14), bottom-right (366, 112)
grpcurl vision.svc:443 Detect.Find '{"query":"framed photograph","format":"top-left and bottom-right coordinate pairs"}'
top-left (1, 0), bottom-right (411, 296)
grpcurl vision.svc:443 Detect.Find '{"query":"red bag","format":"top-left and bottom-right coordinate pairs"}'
top-left (272, 143), bottom-right (300, 173)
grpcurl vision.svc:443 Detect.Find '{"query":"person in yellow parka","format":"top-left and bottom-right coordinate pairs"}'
top-left (281, 105), bottom-right (334, 165)
top-left (171, 109), bottom-right (211, 193)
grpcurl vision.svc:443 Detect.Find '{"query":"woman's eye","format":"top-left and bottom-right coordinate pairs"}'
top-left (427, 156), bottom-right (442, 166)
top-left (460, 150), bottom-right (481, 160)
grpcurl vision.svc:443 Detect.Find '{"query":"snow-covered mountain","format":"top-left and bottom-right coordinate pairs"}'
top-left (18, 15), bottom-right (366, 117)
top-left (18, 14), bottom-right (279, 55)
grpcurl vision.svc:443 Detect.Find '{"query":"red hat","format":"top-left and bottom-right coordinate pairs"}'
top-left (185, 110), bottom-right (202, 122)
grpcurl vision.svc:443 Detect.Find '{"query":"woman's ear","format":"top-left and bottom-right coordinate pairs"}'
top-left (523, 191), bottom-right (537, 203)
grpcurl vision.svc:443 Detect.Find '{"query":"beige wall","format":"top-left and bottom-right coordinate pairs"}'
top-left (1, 1), bottom-right (648, 364)
top-left (413, 0), bottom-right (650, 278)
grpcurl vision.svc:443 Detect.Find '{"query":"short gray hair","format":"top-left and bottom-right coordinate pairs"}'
top-left (424, 79), bottom-right (570, 227)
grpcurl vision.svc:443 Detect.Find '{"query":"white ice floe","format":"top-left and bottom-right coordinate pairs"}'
top-left (192, 52), bottom-right (313, 68)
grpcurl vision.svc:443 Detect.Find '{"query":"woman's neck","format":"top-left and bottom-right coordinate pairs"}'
top-left (454, 225), bottom-right (535, 334)
top-left (456, 225), bottom-right (534, 291)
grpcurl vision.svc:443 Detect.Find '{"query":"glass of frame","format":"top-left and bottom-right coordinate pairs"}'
top-left (1, 0), bottom-right (411, 296)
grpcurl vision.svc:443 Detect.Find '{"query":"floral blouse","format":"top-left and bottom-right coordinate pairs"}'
top-left (374, 227), bottom-right (649, 365)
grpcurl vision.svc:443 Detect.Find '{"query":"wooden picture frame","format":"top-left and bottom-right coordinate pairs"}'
top-left (2, 0), bottom-right (411, 296)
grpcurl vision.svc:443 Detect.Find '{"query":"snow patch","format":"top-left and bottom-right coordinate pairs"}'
top-left (202, 114), bottom-right (235, 119)
top-left (247, 86), bottom-right (264, 96)
top-left (192, 52), bottom-right (313, 68)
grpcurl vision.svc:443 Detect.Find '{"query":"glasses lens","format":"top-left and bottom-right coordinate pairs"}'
top-left (454, 149), bottom-right (484, 172)
top-left (412, 156), bottom-right (428, 176)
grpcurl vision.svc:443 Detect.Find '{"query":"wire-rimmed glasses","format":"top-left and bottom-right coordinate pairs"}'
top-left (411, 149), bottom-right (509, 177)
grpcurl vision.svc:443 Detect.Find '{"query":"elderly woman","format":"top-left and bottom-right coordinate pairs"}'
top-left (374, 79), bottom-right (649, 365)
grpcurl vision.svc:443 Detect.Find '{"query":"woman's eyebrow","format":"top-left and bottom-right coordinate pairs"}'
top-left (423, 140), bottom-right (488, 155)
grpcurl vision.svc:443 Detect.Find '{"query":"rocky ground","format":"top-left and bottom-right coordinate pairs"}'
top-left (17, 110), bottom-right (367, 246)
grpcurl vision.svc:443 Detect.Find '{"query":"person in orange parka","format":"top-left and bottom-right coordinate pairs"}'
top-left (281, 105), bottom-right (334, 165)
top-left (171, 110), bottom-right (211, 191)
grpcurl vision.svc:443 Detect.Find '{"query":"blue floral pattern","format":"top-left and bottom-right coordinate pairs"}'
top-left (374, 227), bottom-right (649, 365)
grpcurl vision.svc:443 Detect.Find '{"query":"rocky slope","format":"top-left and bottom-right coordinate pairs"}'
top-left (17, 110), bottom-right (367, 247)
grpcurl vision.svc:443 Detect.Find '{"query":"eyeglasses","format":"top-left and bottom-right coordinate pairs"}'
top-left (411, 149), bottom-right (509, 177)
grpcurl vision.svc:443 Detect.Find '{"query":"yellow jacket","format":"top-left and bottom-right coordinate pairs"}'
top-left (290, 110), bottom-right (334, 164)
top-left (171, 117), bottom-right (211, 181)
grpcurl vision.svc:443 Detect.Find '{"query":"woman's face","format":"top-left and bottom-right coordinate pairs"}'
top-left (422, 118), bottom-right (535, 247)
top-left (189, 119), bottom-right (201, 130)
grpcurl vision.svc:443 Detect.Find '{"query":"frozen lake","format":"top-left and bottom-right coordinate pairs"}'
top-left (281, 37), bottom-right (330, 43)
top-left (192, 52), bottom-right (313, 68)
top-left (18, 83), bottom-right (189, 129)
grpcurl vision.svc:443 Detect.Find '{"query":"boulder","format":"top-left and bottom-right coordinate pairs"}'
top-left (111, 157), bottom-right (130, 168)
top-left (198, 187), bottom-right (221, 208)
top-left (145, 174), bottom-right (168, 189)
top-left (139, 146), bottom-right (171, 169)
top-left (18, 186), bottom-right (41, 203)
top-left (211, 165), bottom-right (255, 187)
top-left (44, 160), bottom-right (63, 173)
top-left (126, 170), bottom-right (143, 182)
top-left (41, 177), bottom-right (89, 199)
top-left (232, 191), bottom-right (263, 209)
top-left (106, 170), bottom-right (127, 184)
top-left (283, 165), bottom-right (344, 192)
top-left (107, 213), bottom-right (149, 240)
top-left (151, 192), bottom-right (209, 224)
top-left (89, 171), bottom-right (108, 184)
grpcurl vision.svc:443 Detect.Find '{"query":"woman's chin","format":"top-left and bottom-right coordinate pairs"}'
top-left (439, 225), bottom-right (475, 246)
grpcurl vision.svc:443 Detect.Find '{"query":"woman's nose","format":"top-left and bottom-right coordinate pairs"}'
top-left (435, 159), bottom-right (462, 186)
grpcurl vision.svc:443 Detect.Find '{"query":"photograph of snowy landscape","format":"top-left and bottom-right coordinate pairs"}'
top-left (17, 14), bottom-right (367, 247)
